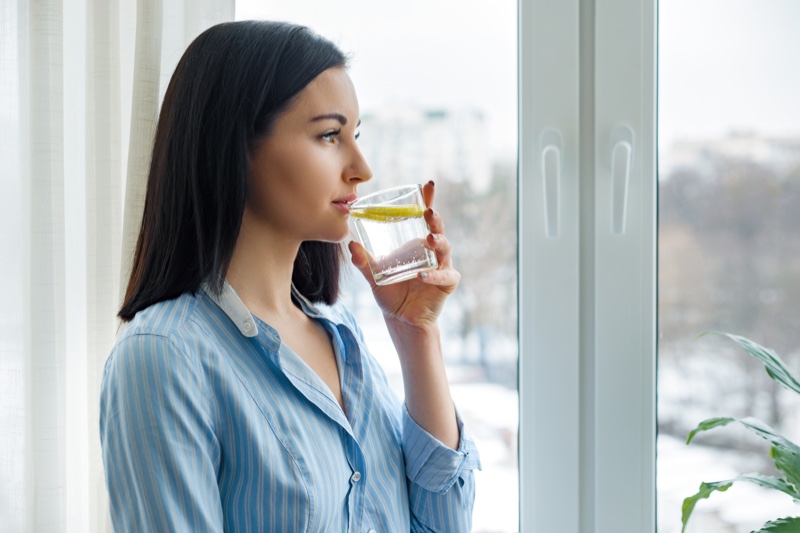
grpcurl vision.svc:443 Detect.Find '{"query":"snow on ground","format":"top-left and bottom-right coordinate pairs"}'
top-left (451, 383), bottom-right (519, 533)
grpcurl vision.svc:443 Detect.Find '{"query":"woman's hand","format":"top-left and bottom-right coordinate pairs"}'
top-left (348, 181), bottom-right (460, 331)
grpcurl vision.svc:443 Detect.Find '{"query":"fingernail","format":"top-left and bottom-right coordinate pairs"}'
top-left (429, 233), bottom-right (439, 241)
top-left (420, 272), bottom-right (429, 279)
top-left (428, 180), bottom-right (435, 187)
top-left (426, 208), bottom-right (435, 217)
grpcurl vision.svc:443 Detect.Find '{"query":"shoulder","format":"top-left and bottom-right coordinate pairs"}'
top-left (119, 292), bottom-right (201, 340)
top-left (101, 293), bottom-right (216, 419)
top-left (105, 293), bottom-right (206, 386)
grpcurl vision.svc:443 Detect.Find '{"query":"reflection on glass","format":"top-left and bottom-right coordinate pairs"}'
top-left (658, 1), bottom-right (800, 531)
top-left (236, 2), bottom-right (519, 531)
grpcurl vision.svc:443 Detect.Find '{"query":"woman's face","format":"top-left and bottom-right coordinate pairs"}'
top-left (245, 67), bottom-right (372, 244)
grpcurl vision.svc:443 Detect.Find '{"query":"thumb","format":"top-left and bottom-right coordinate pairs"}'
top-left (348, 241), bottom-right (377, 288)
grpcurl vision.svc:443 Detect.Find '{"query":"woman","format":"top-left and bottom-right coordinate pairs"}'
top-left (100, 20), bottom-right (480, 532)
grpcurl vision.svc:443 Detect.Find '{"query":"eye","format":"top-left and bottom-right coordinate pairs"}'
top-left (355, 129), bottom-right (361, 140)
top-left (321, 129), bottom-right (341, 143)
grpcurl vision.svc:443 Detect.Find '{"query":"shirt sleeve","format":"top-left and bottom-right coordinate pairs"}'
top-left (403, 405), bottom-right (482, 533)
top-left (99, 332), bottom-right (224, 532)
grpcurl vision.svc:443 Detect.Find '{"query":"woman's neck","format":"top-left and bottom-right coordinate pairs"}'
top-left (224, 212), bottom-right (302, 320)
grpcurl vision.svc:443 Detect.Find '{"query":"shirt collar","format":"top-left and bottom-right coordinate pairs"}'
top-left (200, 278), bottom-right (324, 338)
top-left (290, 285), bottom-right (324, 318)
top-left (201, 279), bottom-right (259, 337)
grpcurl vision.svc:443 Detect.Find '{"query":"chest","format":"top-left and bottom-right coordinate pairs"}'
top-left (203, 325), bottom-right (409, 531)
top-left (281, 318), bottom-right (344, 409)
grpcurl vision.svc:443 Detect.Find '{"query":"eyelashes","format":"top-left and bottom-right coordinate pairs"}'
top-left (321, 129), bottom-right (341, 142)
top-left (321, 128), bottom-right (361, 143)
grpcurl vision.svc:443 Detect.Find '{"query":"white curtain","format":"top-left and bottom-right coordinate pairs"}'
top-left (0, 1), bottom-right (234, 531)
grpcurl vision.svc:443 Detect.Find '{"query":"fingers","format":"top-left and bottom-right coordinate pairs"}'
top-left (426, 232), bottom-right (452, 267)
top-left (422, 180), bottom-right (435, 208)
top-left (421, 181), bottom-right (445, 235)
top-left (347, 241), bottom-right (378, 289)
top-left (424, 207), bottom-right (446, 236)
top-left (418, 265), bottom-right (461, 290)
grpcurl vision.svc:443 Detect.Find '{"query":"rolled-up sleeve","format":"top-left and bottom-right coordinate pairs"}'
top-left (402, 406), bottom-right (482, 532)
top-left (99, 333), bottom-right (223, 532)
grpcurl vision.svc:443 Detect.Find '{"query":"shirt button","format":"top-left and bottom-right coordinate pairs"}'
top-left (351, 471), bottom-right (361, 483)
top-left (242, 321), bottom-right (253, 333)
top-left (368, 530), bottom-right (376, 533)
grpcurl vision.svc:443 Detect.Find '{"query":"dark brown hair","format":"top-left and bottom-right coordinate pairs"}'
top-left (119, 20), bottom-right (347, 321)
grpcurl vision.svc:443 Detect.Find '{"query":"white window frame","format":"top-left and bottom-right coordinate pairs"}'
top-left (518, 0), bottom-right (657, 531)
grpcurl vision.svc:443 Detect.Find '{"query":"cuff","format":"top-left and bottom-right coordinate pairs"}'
top-left (402, 405), bottom-right (482, 494)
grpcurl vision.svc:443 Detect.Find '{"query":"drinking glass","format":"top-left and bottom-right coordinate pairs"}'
top-left (349, 184), bottom-right (438, 285)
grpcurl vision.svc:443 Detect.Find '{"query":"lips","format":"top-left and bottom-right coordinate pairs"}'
top-left (332, 193), bottom-right (358, 213)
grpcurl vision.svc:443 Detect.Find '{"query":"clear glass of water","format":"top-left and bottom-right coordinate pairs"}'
top-left (349, 184), bottom-right (438, 285)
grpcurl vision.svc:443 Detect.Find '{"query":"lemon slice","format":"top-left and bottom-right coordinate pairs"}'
top-left (350, 205), bottom-right (425, 222)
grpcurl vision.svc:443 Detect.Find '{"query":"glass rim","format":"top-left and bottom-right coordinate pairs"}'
top-left (351, 183), bottom-right (422, 207)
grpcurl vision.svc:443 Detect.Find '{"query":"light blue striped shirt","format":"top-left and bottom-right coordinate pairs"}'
top-left (99, 282), bottom-right (481, 532)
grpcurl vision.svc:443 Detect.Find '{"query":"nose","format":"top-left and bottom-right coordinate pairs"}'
top-left (346, 144), bottom-right (373, 184)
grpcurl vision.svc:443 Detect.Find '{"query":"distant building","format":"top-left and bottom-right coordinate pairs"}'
top-left (661, 132), bottom-right (800, 179)
top-left (357, 105), bottom-right (493, 193)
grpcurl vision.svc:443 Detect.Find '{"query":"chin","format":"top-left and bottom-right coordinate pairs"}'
top-left (331, 231), bottom-right (351, 244)
top-left (315, 227), bottom-right (351, 244)
top-left (331, 224), bottom-right (352, 243)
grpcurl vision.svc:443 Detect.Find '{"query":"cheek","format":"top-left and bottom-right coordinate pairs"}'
top-left (245, 142), bottom-right (334, 223)
top-left (244, 173), bottom-right (272, 215)
top-left (246, 154), bottom-right (293, 207)
top-left (244, 170), bottom-right (291, 226)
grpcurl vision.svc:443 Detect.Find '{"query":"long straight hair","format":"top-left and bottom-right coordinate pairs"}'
top-left (119, 21), bottom-right (347, 321)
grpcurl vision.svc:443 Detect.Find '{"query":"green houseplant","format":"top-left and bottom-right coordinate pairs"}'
top-left (682, 332), bottom-right (800, 532)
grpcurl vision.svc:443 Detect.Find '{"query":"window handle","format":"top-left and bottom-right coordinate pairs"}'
top-left (541, 129), bottom-right (563, 238)
top-left (610, 126), bottom-right (634, 234)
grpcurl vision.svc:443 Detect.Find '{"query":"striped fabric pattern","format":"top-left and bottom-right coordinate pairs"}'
top-left (99, 282), bottom-right (480, 532)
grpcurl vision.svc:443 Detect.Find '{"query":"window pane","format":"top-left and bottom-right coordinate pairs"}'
top-left (658, 2), bottom-right (800, 531)
top-left (234, 3), bottom-right (519, 531)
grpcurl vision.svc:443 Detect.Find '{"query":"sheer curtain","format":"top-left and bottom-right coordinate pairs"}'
top-left (0, 1), bottom-right (233, 531)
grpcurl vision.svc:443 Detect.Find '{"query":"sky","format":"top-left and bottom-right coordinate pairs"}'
top-left (236, 0), bottom-right (800, 157)
top-left (659, 0), bottom-right (800, 147)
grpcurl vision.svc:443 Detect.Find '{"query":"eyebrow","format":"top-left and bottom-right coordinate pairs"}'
top-left (309, 113), bottom-right (361, 127)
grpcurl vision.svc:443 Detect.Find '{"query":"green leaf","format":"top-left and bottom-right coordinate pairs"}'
top-left (771, 445), bottom-right (800, 492)
top-left (683, 475), bottom-right (800, 532)
top-left (682, 480), bottom-right (733, 532)
top-left (753, 517), bottom-right (800, 532)
top-left (687, 415), bottom-right (800, 492)
top-left (737, 417), bottom-right (800, 454)
top-left (736, 418), bottom-right (800, 490)
top-left (686, 417), bottom-right (735, 444)
top-left (686, 416), bottom-right (792, 449)
top-left (737, 473), bottom-right (800, 500)
top-left (702, 332), bottom-right (800, 395)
